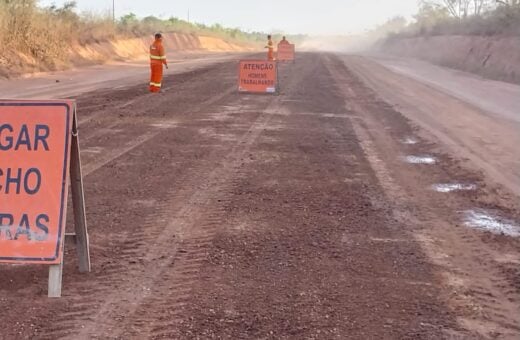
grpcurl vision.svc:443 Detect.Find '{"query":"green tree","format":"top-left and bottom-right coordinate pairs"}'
top-left (415, 0), bottom-right (450, 25)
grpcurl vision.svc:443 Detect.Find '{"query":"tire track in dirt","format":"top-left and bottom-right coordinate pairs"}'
top-left (325, 54), bottom-right (520, 339)
top-left (75, 99), bottom-right (274, 339)
top-left (78, 84), bottom-right (236, 177)
top-left (0, 61), bottom-right (242, 340)
top-left (165, 54), bottom-right (456, 339)
top-left (75, 66), bottom-right (238, 177)
top-left (343, 56), bottom-right (520, 198)
top-left (107, 61), bottom-right (311, 340)
top-left (351, 114), bottom-right (520, 337)
top-left (32, 56), bottom-right (309, 340)
top-left (40, 107), bottom-right (238, 340)
top-left (6, 53), bottom-right (516, 339)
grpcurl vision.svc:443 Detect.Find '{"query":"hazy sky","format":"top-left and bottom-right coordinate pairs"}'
top-left (39, 0), bottom-right (419, 35)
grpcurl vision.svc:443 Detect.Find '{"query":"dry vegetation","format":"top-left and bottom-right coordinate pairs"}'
top-left (372, 0), bottom-right (520, 39)
top-left (0, 0), bottom-right (112, 74)
top-left (0, 0), bottom-right (302, 76)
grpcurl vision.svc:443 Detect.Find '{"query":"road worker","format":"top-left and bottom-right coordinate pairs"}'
top-left (265, 35), bottom-right (274, 61)
top-left (149, 32), bottom-right (168, 93)
top-left (280, 36), bottom-right (290, 45)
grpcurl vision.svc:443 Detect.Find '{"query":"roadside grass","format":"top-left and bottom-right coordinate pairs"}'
top-left (0, 1), bottom-right (304, 76)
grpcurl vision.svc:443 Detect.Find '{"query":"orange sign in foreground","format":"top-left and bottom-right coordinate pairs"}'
top-left (277, 43), bottom-right (295, 62)
top-left (0, 101), bottom-right (74, 264)
top-left (238, 60), bottom-right (278, 93)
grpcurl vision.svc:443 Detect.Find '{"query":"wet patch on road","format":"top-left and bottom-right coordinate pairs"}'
top-left (432, 183), bottom-right (477, 193)
top-left (404, 155), bottom-right (437, 164)
top-left (463, 210), bottom-right (520, 237)
top-left (149, 120), bottom-right (178, 129)
top-left (401, 137), bottom-right (418, 145)
top-left (322, 113), bottom-right (349, 119)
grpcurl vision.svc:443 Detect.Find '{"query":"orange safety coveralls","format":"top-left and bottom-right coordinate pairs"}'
top-left (266, 38), bottom-right (274, 61)
top-left (149, 38), bottom-right (168, 93)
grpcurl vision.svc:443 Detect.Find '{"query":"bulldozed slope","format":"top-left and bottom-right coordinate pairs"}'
top-left (378, 35), bottom-right (520, 84)
top-left (72, 32), bottom-right (251, 64)
top-left (1, 32), bottom-right (253, 78)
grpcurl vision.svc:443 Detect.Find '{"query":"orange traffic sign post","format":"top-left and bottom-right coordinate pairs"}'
top-left (277, 43), bottom-right (295, 62)
top-left (238, 60), bottom-right (278, 94)
top-left (0, 100), bottom-right (90, 298)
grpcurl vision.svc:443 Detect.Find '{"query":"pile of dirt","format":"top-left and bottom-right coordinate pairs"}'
top-left (378, 35), bottom-right (520, 84)
top-left (1, 32), bottom-right (254, 78)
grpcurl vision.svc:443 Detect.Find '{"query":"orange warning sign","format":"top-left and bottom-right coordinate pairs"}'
top-left (0, 101), bottom-right (74, 264)
top-left (238, 60), bottom-right (278, 93)
top-left (277, 43), bottom-right (295, 62)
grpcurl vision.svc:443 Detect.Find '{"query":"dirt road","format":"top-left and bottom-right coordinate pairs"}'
top-left (345, 55), bottom-right (520, 197)
top-left (0, 51), bottom-right (248, 99)
top-left (0, 53), bottom-right (519, 339)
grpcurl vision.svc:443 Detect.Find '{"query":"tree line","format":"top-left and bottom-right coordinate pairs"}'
top-left (371, 0), bottom-right (520, 38)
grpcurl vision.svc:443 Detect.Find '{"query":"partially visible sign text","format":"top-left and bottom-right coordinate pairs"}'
top-left (0, 101), bottom-right (73, 264)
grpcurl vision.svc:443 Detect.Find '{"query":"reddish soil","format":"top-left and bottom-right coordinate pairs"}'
top-left (0, 53), bottom-right (519, 340)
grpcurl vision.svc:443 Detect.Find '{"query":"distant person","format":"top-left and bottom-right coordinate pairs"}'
top-left (265, 35), bottom-right (274, 61)
top-left (280, 36), bottom-right (290, 45)
top-left (149, 32), bottom-right (168, 93)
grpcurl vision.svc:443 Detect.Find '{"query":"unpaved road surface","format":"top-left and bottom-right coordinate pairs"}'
top-left (346, 55), bottom-right (520, 197)
top-left (0, 53), bottom-right (519, 339)
top-left (368, 55), bottom-right (520, 124)
top-left (0, 51), bottom-right (248, 99)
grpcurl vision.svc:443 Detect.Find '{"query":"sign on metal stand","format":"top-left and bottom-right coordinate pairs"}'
top-left (238, 60), bottom-right (279, 94)
top-left (277, 43), bottom-right (296, 62)
top-left (0, 100), bottom-right (90, 297)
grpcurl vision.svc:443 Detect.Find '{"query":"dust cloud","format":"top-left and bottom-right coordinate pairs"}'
top-left (298, 34), bottom-right (377, 54)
